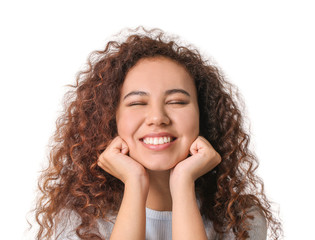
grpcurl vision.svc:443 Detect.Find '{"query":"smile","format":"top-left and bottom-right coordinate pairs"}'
top-left (140, 133), bottom-right (177, 150)
top-left (143, 136), bottom-right (174, 145)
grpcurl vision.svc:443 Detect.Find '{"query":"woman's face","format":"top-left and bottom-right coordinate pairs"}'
top-left (116, 57), bottom-right (199, 171)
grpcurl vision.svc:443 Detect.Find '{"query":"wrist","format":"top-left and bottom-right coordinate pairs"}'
top-left (170, 178), bottom-right (195, 200)
top-left (125, 175), bottom-right (149, 197)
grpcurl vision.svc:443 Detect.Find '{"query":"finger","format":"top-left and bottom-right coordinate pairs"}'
top-left (120, 140), bottom-right (129, 155)
top-left (189, 142), bottom-right (199, 155)
top-left (189, 136), bottom-right (206, 155)
top-left (198, 136), bottom-right (213, 147)
top-left (97, 158), bottom-right (108, 172)
top-left (110, 136), bottom-right (128, 154)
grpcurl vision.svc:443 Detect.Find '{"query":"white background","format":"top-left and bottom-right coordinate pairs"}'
top-left (1, 0), bottom-right (314, 239)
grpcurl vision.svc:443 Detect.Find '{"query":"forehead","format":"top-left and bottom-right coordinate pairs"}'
top-left (121, 57), bottom-right (196, 94)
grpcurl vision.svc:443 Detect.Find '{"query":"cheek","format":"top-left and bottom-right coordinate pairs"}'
top-left (116, 111), bottom-right (142, 142)
top-left (177, 109), bottom-right (199, 137)
top-left (174, 109), bottom-right (199, 156)
top-left (185, 114), bottom-right (199, 133)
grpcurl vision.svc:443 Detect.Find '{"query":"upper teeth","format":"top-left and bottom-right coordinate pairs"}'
top-left (143, 137), bottom-right (172, 145)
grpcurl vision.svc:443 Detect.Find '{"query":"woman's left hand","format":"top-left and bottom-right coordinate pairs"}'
top-left (169, 136), bottom-right (221, 191)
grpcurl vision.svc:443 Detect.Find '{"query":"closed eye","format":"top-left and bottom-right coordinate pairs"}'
top-left (127, 102), bottom-right (147, 106)
top-left (168, 101), bottom-right (188, 105)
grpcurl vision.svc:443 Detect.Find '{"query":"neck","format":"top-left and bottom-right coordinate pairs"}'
top-left (146, 170), bottom-right (172, 211)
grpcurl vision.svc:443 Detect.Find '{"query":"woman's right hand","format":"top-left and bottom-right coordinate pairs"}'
top-left (98, 136), bottom-right (148, 239)
top-left (97, 136), bottom-right (149, 187)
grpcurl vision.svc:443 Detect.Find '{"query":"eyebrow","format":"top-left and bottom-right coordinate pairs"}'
top-left (123, 88), bottom-right (191, 100)
top-left (165, 89), bottom-right (190, 97)
top-left (123, 91), bottom-right (148, 100)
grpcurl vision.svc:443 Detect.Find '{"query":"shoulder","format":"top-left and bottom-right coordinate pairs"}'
top-left (202, 206), bottom-right (267, 240)
top-left (245, 206), bottom-right (268, 240)
top-left (55, 209), bottom-right (115, 240)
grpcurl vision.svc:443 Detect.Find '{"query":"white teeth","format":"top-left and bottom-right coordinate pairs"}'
top-left (143, 136), bottom-right (173, 145)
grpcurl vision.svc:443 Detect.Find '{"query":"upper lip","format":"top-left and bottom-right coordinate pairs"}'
top-left (140, 132), bottom-right (176, 139)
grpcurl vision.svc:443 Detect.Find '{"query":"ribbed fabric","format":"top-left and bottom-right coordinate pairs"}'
top-left (145, 208), bottom-right (172, 240)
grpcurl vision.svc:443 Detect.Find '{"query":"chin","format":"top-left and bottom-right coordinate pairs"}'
top-left (145, 164), bottom-right (175, 172)
top-left (135, 156), bottom-right (181, 172)
top-left (130, 149), bottom-right (189, 171)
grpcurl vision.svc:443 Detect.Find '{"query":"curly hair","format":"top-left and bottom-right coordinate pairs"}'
top-left (34, 27), bottom-right (282, 239)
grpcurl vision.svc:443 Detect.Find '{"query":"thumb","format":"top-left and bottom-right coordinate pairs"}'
top-left (120, 141), bottom-right (129, 155)
top-left (189, 139), bottom-right (200, 155)
top-left (112, 137), bottom-right (129, 155)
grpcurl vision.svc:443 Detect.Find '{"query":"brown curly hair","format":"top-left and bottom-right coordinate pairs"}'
top-left (34, 27), bottom-right (282, 239)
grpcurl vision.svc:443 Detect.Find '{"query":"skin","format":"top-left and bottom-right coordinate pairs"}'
top-left (116, 57), bottom-right (200, 171)
top-left (97, 57), bottom-right (221, 240)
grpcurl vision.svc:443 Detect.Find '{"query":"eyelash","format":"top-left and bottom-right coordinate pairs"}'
top-left (169, 101), bottom-right (187, 105)
top-left (128, 102), bottom-right (146, 106)
top-left (127, 101), bottom-right (188, 106)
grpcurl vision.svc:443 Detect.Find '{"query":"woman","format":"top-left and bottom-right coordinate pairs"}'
top-left (35, 27), bottom-right (282, 239)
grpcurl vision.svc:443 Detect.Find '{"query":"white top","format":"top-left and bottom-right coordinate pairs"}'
top-left (56, 207), bottom-right (267, 240)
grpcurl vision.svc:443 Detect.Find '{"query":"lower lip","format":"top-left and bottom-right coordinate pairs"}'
top-left (140, 139), bottom-right (176, 151)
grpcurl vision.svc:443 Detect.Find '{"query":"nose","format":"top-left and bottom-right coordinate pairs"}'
top-left (145, 104), bottom-right (170, 126)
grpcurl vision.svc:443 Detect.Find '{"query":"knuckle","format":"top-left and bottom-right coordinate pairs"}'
top-left (97, 158), bottom-right (104, 168)
top-left (98, 153), bottom-right (109, 166)
top-left (216, 153), bottom-right (222, 164)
